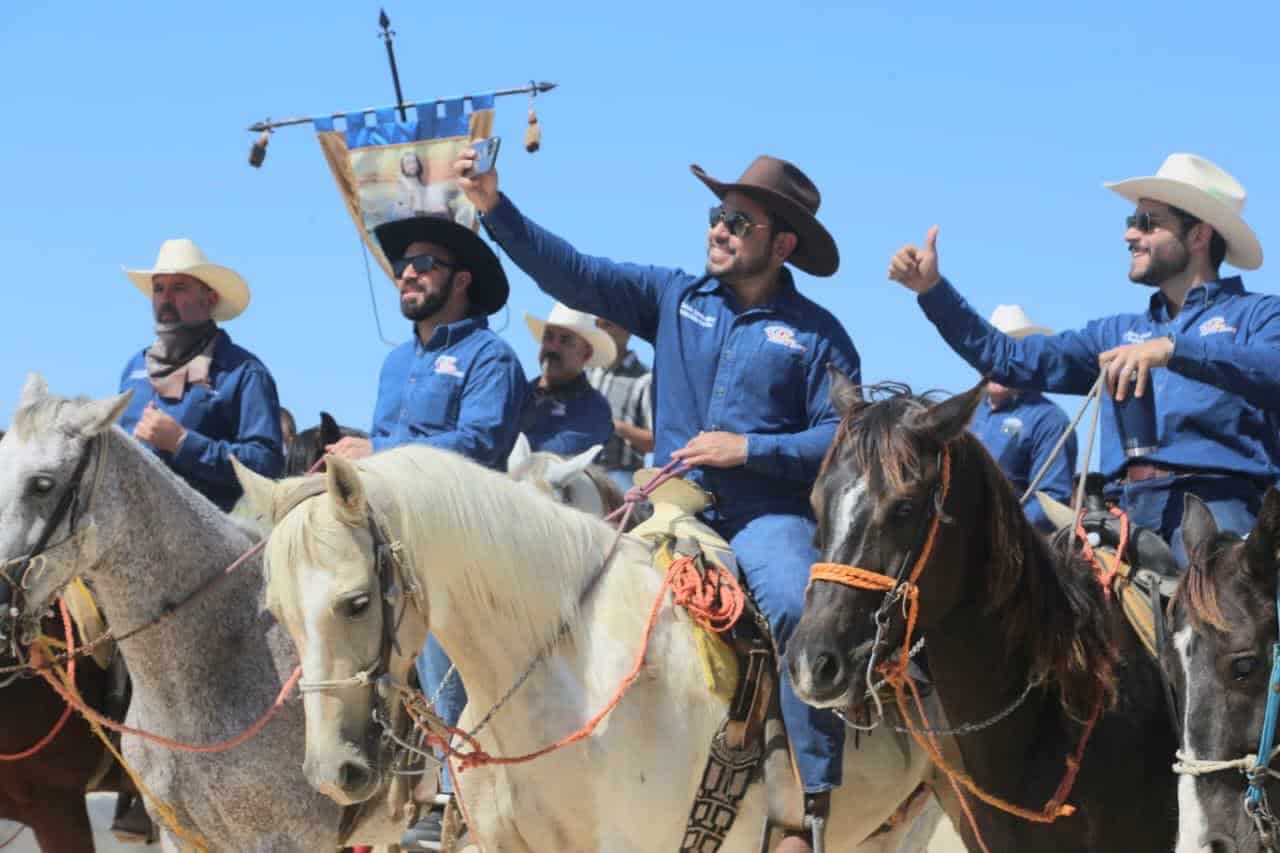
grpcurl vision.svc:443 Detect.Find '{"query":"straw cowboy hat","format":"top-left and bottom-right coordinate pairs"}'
top-left (690, 155), bottom-right (839, 277)
top-left (524, 303), bottom-right (617, 369)
top-left (1105, 153), bottom-right (1263, 271)
top-left (124, 239), bottom-right (249, 322)
top-left (989, 305), bottom-right (1052, 339)
top-left (374, 214), bottom-right (509, 315)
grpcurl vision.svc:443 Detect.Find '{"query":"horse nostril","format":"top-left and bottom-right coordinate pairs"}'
top-left (812, 651), bottom-right (844, 691)
top-left (337, 760), bottom-right (371, 794)
top-left (1203, 832), bottom-right (1237, 853)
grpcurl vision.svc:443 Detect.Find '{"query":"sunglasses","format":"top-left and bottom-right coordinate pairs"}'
top-left (708, 205), bottom-right (766, 238)
top-left (392, 254), bottom-right (455, 279)
top-left (1125, 210), bottom-right (1197, 234)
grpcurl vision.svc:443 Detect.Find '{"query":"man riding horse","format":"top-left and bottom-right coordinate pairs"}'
top-left (457, 149), bottom-right (860, 852)
top-left (888, 153), bottom-right (1280, 566)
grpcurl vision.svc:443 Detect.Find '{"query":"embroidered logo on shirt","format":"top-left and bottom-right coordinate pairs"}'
top-left (679, 302), bottom-right (716, 328)
top-left (128, 369), bottom-right (148, 380)
top-left (549, 401), bottom-right (568, 417)
top-left (1000, 417), bottom-right (1023, 436)
top-left (1123, 330), bottom-right (1153, 344)
top-left (433, 355), bottom-right (464, 377)
top-left (1199, 316), bottom-right (1238, 336)
top-left (763, 325), bottom-right (806, 352)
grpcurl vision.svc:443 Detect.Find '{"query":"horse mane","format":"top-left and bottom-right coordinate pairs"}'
top-left (830, 385), bottom-right (1118, 718)
top-left (583, 464), bottom-right (625, 517)
top-left (1173, 533), bottom-right (1244, 634)
top-left (265, 445), bottom-right (620, 652)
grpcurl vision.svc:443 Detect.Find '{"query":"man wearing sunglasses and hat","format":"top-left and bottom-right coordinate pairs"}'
top-left (890, 154), bottom-right (1280, 565)
top-left (456, 150), bottom-right (859, 850)
top-left (326, 212), bottom-right (526, 849)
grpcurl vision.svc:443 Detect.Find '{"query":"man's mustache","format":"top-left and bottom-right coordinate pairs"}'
top-left (156, 305), bottom-right (180, 320)
top-left (540, 351), bottom-right (561, 365)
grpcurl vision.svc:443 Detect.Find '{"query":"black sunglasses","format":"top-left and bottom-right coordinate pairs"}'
top-left (708, 205), bottom-right (766, 238)
top-left (392, 254), bottom-right (455, 279)
top-left (1126, 209), bottom-right (1198, 235)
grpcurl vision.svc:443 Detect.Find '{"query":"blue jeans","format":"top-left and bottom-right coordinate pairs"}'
top-left (716, 512), bottom-right (844, 793)
top-left (416, 635), bottom-right (467, 794)
top-left (1111, 474), bottom-right (1262, 568)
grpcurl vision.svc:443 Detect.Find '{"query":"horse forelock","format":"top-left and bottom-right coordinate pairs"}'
top-left (1174, 535), bottom-right (1249, 635)
top-left (10, 394), bottom-right (88, 441)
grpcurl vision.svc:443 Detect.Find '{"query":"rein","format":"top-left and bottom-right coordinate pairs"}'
top-left (808, 441), bottom-right (1106, 846)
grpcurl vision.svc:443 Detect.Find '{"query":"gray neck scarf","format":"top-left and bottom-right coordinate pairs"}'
top-left (146, 320), bottom-right (219, 399)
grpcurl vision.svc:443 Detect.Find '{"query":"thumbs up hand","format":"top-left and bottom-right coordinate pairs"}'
top-left (888, 226), bottom-right (942, 294)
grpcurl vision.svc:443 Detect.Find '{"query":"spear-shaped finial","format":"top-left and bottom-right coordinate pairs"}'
top-left (378, 9), bottom-right (407, 122)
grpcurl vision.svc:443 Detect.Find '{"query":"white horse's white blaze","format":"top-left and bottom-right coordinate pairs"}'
top-left (1173, 624), bottom-right (1212, 853)
top-left (257, 446), bottom-right (935, 851)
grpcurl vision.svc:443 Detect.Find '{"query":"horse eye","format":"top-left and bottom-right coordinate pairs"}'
top-left (344, 594), bottom-right (372, 618)
top-left (27, 475), bottom-right (55, 496)
top-left (1231, 656), bottom-right (1261, 680)
top-left (892, 500), bottom-right (915, 520)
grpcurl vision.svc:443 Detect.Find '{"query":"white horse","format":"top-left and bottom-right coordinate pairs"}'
top-left (0, 377), bottom-right (402, 851)
top-left (506, 433), bottom-right (625, 520)
top-left (235, 442), bottom-right (937, 852)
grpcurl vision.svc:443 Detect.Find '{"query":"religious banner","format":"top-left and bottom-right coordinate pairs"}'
top-left (313, 95), bottom-right (495, 279)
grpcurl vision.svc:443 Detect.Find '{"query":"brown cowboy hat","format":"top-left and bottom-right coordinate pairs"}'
top-left (373, 214), bottom-right (509, 315)
top-left (690, 155), bottom-right (839, 277)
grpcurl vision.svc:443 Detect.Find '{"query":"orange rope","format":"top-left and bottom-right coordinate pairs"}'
top-left (807, 444), bottom-right (1105, 842)
top-left (28, 645), bottom-right (301, 755)
top-left (0, 600), bottom-right (76, 762)
top-left (425, 554), bottom-right (745, 772)
top-left (1076, 506), bottom-right (1129, 599)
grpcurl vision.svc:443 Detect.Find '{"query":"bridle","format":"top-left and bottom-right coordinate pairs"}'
top-left (0, 433), bottom-right (106, 659)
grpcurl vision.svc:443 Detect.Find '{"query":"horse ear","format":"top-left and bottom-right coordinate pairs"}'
top-left (325, 455), bottom-right (367, 525)
top-left (919, 380), bottom-right (987, 442)
top-left (319, 412), bottom-right (341, 448)
top-left (507, 433), bottom-right (532, 472)
top-left (18, 373), bottom-right (49, 411)
top-left (1036, 492), bottom-right (1076, 533)
top-left (73, 390), bottom-right (133, 436)
top-left (1245, 487), bottom-right (1280, 577)
top-left (231, 455), bottom-right (279, 522)
top-left (1181, 493), bottom-right (1219, 566)
top-left (827, 364), bottom-right (862, 415)
top-left (546, 445), bottom-right (603, 487)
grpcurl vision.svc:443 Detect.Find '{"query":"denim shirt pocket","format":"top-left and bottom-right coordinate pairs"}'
top-left (411, 375), bottom-right (462, 432)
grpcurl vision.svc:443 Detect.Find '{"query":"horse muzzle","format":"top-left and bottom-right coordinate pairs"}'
top-left (303, 738), bottom-right (381, 805)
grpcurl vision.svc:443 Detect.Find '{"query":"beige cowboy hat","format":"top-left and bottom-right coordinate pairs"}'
top-left (524, 303), bottom-right (617, 369)
top-left (989, 305), bottom-right (1052, 339)
top-left (1105, 153), bottom-right (1263, 271)
top-left (123, 238), bottom-right (250, 322)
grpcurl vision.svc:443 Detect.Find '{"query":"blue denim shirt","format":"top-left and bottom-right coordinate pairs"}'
top-left (519, 374), bottom-right (615, 456)
top-left (920, 276), bottom-right (1280, 483)
top-left (118, 330), bottom-right (284, 511)
top-left (482, 194), bottom-right (861, 522)
top-left (371, 316), bottom-right (527, 471)
top-left (969, 392), bottom-right (1077, 532)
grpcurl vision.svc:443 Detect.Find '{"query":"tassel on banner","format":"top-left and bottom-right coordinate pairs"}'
top-left (248, 130), bottom-right (270, 168)
top-left (524, 82), bottom-right (542, 153)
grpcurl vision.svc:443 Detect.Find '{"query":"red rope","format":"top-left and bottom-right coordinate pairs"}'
top-left (0, 600), bottom-right (77, 762)
top-left (422, 554), bottom-right (744, 772)
top-left (1076, 506), bottom-right (1129, 600)
top-left (29, 645), bottom-right (301, 755)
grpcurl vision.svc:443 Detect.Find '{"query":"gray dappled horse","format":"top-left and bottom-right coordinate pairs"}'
top-left (0, 376), bottom-right (401, 851)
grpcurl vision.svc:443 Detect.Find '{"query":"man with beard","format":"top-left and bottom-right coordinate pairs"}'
top-left (115, 238), bottom-right (285, 839)
top-left (326, 213), bottom-right (525, 850)
top-left (456, 151), bottom-right (859, 852)
top-left (889, 154), bottom-right (1280, 564)
top-left (519, 302), bottom-right (615, 455)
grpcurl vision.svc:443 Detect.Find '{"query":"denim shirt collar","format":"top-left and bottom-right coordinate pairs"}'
top-left (1147, 275), bottom-right (1245, 321)
top-left (694, 267), bottom-right (806, 320)
top-left (414, 315), bottom-right (490, 353)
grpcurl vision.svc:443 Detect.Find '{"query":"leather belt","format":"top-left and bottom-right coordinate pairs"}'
top-left (1123, 462), bottom-right (1177, 483)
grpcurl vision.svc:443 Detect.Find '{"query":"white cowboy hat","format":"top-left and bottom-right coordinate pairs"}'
top-left (1104, 153), bottom-right (1262, 271)
top-left (989, 305), bottom-right (1052, 339)
top-left (123, 238), bottom-right (250, 322)
top-left (524, 303), bottom-right (617, 369)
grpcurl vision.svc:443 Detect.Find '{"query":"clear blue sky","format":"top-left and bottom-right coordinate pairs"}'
top-left (2, 1), bottom-right (1277, 468)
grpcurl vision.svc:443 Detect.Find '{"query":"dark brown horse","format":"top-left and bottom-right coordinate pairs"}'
top-left (0, 617), bottom-right (130, 851)
top-left (1167, 488), bottom-right (1280, 852)
top-left (785, 375), bottom-right (1177, 852)
top-left (283, 412), bottom-right (366, 476)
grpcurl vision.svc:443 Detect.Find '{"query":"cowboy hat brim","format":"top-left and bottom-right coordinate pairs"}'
top-left (691, 165), bottom-right (839, 278)
top-left (1005, 325), bottom-right (1053, 340)
top-left (373, 216), bottom-right (510, 315)
top-left (1105, 176), bottom-right (1263, 270)
top-left (523, 313), bottom-right (616, 369)
top-left (124, 263), bottom-right (249, 322)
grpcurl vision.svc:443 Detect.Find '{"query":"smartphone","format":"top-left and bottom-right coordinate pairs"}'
top-left (470, 137), bottom-right (501, 175)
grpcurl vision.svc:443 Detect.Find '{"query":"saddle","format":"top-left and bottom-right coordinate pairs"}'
top-left (630, 473), bottom-right (804, 849)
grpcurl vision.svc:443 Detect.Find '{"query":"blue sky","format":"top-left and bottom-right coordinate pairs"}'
top-left (2, 1), bottom-right (1277, 466)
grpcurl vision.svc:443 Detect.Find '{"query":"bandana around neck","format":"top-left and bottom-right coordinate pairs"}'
top-left (145, 320), bottom-right (219, 399)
